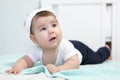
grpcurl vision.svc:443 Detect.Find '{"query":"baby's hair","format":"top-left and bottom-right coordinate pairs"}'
top-left (30, 10), bottom-right (57, 34)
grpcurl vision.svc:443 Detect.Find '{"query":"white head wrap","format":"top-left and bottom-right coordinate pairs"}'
top-left (24, 8), bottom-right (56, 35)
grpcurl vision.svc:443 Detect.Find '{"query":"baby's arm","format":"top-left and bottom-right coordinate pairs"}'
top-left (6, 55), bottom-right (34, 74)
top-left (58, 54), bottom-right (80, 70)
top-left (46, 54), bottom-right (80, 74)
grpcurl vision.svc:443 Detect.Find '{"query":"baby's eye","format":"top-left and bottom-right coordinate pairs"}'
top-left (40, 27), bottom-right (46, 31)
top-left (52, 23), bottom-right (57, 27)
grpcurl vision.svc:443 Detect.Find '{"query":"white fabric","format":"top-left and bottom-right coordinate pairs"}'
top-left (24, 8), bottom-right (56, 35)
top-left (26, 38), bottom-right (82, 66)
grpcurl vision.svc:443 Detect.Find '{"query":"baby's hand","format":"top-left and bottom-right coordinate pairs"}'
top-left (46, 64), bottom-right (60, 74)
top-left (6, 66), bottom-right (23, 74)
top-left (6, 69), bottom-right (19, 74)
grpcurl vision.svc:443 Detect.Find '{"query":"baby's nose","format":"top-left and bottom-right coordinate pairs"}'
top-left (48, 27), bottom-right (54, 34)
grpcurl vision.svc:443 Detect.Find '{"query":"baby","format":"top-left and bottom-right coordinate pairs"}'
top-left (6, 8), bottom-right (111, 74)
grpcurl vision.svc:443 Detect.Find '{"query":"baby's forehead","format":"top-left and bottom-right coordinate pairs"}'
top-left (33, 15), bottom-right (57, 22)
top-left (32, 16), bottom-right (58, 27)
top-left (34, 14), bottom-right (55, 19)
top-left (34, 10), bottom-right (56, 18)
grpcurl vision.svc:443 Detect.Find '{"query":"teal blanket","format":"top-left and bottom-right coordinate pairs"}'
top-left (0, 54), bottom-right (120, 80)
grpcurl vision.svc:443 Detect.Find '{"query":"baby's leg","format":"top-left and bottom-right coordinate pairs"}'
top-left (70, 40), bottom-right (111, 65)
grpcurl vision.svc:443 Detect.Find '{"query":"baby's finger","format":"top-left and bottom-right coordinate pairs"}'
top-left (6, 69), bottom-right (19, 74)
top-left (13, 70), bottom-right (19, 75)
top-left (6, 69), bottom-right (14, 74)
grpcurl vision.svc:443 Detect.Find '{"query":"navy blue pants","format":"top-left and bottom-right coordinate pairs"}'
top-left (70, 40), bottom-right (110, 65)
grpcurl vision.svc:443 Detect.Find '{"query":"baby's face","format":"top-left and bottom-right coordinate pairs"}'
top-left (30, 16), bottom-right (62, 49)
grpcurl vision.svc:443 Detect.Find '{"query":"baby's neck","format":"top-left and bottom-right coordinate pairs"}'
top-left (42, 47), bottom-right (59, 65)
top-left (43, 46), bottom-right (59, 54)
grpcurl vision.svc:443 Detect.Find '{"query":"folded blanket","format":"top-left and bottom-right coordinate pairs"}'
top-left (0, 54), bottom-right (120, 80)
top-left (20, 61), bottom-right (120, 80)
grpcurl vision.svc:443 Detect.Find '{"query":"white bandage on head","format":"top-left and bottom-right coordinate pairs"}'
top-left (24, 8), bottom-right (56, 35)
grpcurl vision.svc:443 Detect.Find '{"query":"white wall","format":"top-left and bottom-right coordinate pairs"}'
top-left (112, 0), bottom-right (120, 60)
top-left (117, 0), bottom-right (120, 60)
top-left (0, 0), bottom-right (40, 55)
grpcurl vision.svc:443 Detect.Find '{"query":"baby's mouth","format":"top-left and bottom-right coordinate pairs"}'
top-left (49, 37), bottom-right (56, 41)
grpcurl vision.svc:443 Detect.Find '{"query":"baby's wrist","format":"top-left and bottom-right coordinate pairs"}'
top-left (57, 66), bottom-right (62, 72)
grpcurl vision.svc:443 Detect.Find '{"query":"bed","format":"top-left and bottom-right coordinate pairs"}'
top-left (0, 54), bottom-right (120, 80)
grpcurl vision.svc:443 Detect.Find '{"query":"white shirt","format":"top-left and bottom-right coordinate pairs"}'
top-left (27, 38), bottom-right (82, 66)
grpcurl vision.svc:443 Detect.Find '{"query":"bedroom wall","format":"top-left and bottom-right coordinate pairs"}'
top-left (0, 0), bottom-right (40, 55)
top-left (112, 0), bottom-right (120, 61)
top-left (117, 0), bottom-right (120, 60)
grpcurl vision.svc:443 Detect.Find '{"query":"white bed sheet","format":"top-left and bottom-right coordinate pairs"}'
top-left (0, 73), bottom-right (64, 80)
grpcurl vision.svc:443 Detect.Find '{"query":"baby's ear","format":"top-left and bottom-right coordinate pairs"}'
top-left (30, 35), bottom-right (38, 44)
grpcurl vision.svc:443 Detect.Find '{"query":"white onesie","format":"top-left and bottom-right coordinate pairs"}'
top-left (26, 38), bottom-right (82, 66)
